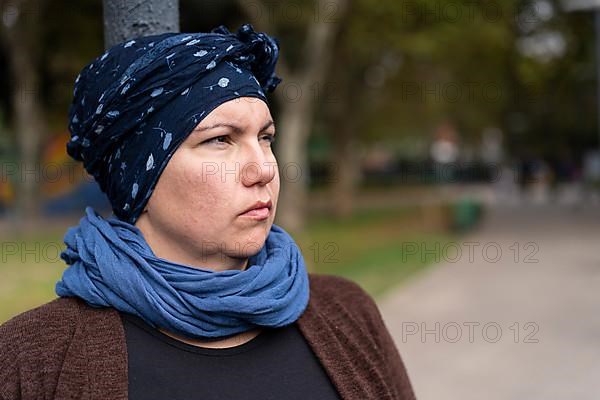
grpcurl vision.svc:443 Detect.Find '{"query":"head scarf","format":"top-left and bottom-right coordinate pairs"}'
top-left (67, 23), bottom-right (281, 224)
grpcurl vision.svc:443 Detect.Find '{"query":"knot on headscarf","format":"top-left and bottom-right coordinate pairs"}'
top-left (211, 24), bottom-right (282, 92)
top-left (66, 23), bottom-right (282, 224)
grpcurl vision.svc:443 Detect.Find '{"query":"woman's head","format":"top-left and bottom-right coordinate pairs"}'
top-left (65, 24), bottom-right (283, 269)
top-left (134, 97), bottom-right (279, 270)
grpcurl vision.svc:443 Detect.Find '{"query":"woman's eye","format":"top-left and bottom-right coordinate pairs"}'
top-left (262, 133), bottom-right (276, 145)
top-left (201, 133), bottom-right (275, 146)
top-left (202, 135), bottom-right (230, 146)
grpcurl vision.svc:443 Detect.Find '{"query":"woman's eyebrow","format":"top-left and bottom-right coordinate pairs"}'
top-left (193, 120), bottom-right (275, 134)
top-left (262, 120), bottom-right (276, 132)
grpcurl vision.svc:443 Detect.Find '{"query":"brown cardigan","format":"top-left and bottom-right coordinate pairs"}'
top-left (0, 273), bottom-right (415, 400)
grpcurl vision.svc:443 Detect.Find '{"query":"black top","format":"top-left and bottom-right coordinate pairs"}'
top-left (119, 312), bottom-right (341, 400)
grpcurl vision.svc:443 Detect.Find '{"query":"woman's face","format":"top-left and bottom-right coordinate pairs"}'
top-left (135, 97), bottom-right (280, 271)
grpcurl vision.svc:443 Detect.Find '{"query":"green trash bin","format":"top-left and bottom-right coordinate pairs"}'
top-left (451, 197), bottom-right (481, 232)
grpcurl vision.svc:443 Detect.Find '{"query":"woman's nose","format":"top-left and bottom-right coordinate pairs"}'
top-left (240, 142), bottom-right (277, 186)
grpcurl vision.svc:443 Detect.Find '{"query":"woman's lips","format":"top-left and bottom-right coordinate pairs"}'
top-left (239, 207), bottom-right (270, 220)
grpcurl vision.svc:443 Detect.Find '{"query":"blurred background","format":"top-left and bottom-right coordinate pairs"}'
top-left (0, 0), bottom-right (599, 398)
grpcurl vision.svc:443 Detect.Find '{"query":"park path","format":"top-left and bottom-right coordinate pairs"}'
top-left (379, 204), bottom-right (600, 400)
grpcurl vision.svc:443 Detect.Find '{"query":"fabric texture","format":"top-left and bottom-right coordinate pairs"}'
top-left (67, 23), bottom-right (282, 223)
top-left (120, 312), bottom-right (341, 400)
top-left (0, 274), bottom-right (416, 400)
top-left (55, 206), bottom-right (310, 339)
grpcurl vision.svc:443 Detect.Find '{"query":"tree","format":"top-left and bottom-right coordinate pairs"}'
top-left (103, 0), bottom-right (180, 49)
top-left (0, 0), bottom-right (48, 227)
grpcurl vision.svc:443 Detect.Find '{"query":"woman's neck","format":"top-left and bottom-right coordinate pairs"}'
top-left (158, 327), bottom-right (263, 349)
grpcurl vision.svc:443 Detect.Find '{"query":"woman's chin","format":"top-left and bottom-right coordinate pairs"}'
top-left (237, 229), bottom-right (270, 255)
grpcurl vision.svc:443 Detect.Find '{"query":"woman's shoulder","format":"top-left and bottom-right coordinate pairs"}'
top-left (0, 297), bottom-right (88, 397)
top-left (0, 297), bottom-right (84, 350)
top-left (1, 298), bottom-right (127, 398)
top-left (307, 273), bottom-right (382, 321)
top-left (306, 273), bottom-right (417, 400)
top-left (307, 272), bottom-right (372, 298)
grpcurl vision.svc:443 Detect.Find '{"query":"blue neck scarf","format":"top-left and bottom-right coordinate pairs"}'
top-left (56, 207), bottom-right (310, 339)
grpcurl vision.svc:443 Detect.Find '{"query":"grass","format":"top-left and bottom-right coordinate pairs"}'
top-left (0, 206), bottom-right (454, 324)
top-left (296, 206), bottom-right (453, 297)
top-left (0, 232), bottom-right (67, 323)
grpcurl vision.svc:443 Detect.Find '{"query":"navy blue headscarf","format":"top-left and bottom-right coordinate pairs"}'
top-left (67, 23), bottom-right (281, 224)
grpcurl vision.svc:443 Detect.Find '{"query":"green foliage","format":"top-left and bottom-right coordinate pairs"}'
top-left (39, 0), bottom-right (104, 130)
top-left (311, 0), bottom-right (597, 158)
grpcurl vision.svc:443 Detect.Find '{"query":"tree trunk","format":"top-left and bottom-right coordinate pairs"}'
top-left (280, 0), bottom-right (349, 232)
top-left (275, 90), bottom-right (312, 232)
top-left (324, 15), bottom-right (363, 220)
top-left (330, 112), bottom-right (361, 219)
top-left (103, 0), bottom-right (180, 49)
top-left (10, 39), bottom-right (44, 225)
top-left (0, 0), bottom-right (47, 228)
top-left (329, 81), bottom-right (383, 218)
top-left (326, 66), bottom-right (363, 219)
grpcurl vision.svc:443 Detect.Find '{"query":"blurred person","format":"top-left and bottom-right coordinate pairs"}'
top-left (529, 157), bottom-right (553, 204)
top-left (550, 151), bottom-right (584, 206)
top-left (492, 163), bottom-right (520, 205)
top-left (583, 150), bottom-right (600, 204)
top-left (0, 24), bottom-right (415, 399)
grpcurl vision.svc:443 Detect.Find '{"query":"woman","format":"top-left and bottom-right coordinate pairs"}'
top-left (0, 24), bottom-right (416, 400)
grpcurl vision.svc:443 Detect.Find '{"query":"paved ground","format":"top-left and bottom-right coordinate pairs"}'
top-left (379, 204), bottom-right (600, 400)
